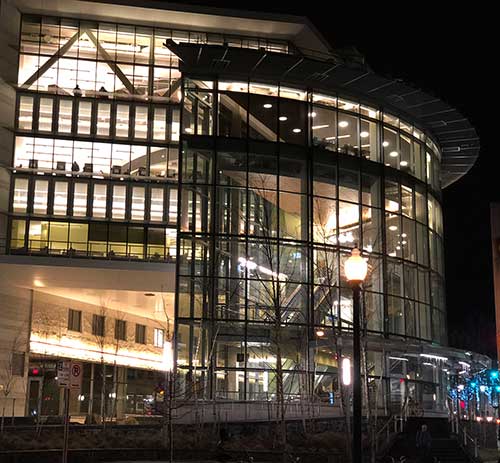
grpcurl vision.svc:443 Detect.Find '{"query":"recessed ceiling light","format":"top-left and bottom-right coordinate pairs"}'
top-left (263, 103), bottom-right (272, 109)
top-left (400, 160), bottom-right (408, 167)
top-left (382, 141), bottom-right (389, 147)
top-left (388, 225), bottom-right (398, 231)
top-left (308, 111), bottom-right (317, 118)
top-left (279, 116), bottom-right (287, 121)
top-left (389, 151), bottom-right (399, 157)
top-left (360, 131), bottom-right (369, 138)
top-left (338, 121), bottom-right (349, 128)
top-left (312, 124), bottom-right (329, 130)
top-left (292, 128), bottom-right (302, 133)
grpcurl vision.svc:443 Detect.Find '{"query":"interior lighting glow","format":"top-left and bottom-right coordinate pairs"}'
top-left (312, 124), bottom-right (330, 130)
top-left (400, 161), bottom-right (408, 167)
top-left (342, 357), bottom-right (351, 386)
top-left (389, 151), bottom-right (399, 157)
top-left (388, 225), bottom-right (398, 231)
top-left (292, 128), bottom-right (302, 133)
top-left (360, 131), bottom-right (369, 138)
top-left (338, 121), bottom-right (349, 128)
top-left (279, 116), bottom-right (288, 121)
top-left (263, 103), bottom-right (273, 109)
top-left (382, 141), bottom-right (390, 147)
top-left (419, 353), bottom-right (448, 361)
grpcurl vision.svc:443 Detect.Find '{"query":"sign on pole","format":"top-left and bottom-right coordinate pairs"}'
top-left (57, 360), bottom-right (71, 387)
top-left (70, 362), bottom-right (83, 391)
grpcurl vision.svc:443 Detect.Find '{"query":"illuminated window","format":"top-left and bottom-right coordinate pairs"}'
top-left (58, 99), bottom-right (73, 133)
top-left (131, 187), bottom-right (145, 220)
top-left (112, 185), bottom-right (126, 219)
top-left (33, 180), bottom-right (49, 214)
top-left (38, 98), bottom-right (53, 132)
top-left (168, 189), bottom-right (177, 223)
top-left (18, 96), bottom-right (34, 130)
top-left (153, 107), bottom-right (167, 140)
top-left (96, 103), bottom-right (111, 136)
top-left (53, 182), bottom-right (68, 215)
top-left (154, 328), bottom-right (164, 348)
top-left (150, 188), bottom-right (164, 222)
top-left (13, 178), bottom-right (29, 212)
top-left (134, 106), bottom-right (148, 139)
top-left (77, 101), bottom-right (92, 135)
top-left (92, 184), bottom-right (107, 218)
top-left (73, 183), bottom-right (88, 216)
top-left (116, 104), bottom-right (129, 137)
top-left (10, 219), bottom-right (26, 249)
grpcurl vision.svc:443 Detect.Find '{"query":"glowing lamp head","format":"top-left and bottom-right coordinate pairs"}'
top-left (491, 370), bottom-right (499, 379)
top-left (344, 248), bottom-right (368, 283)
top-left (342, 357), bottom-right (351, 386)
top-left (495, 385), bottom-right (500, 393)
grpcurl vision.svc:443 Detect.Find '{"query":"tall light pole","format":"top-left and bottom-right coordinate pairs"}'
top-left (344, 247), bottom-right (368, 463)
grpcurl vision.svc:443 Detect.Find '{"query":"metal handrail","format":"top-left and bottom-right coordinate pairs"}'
top-left (451, 414), bottom-right (479, 460)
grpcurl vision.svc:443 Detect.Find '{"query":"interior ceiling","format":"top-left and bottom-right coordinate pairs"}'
top-left (0, 259), bottom-right (175, 320)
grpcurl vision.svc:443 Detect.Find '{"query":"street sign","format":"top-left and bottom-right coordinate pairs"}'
top-left (57, 360), bottom-right (82, 390)
top-left (57, 360), bottom-right (71, 387)
top-left (70, 362), bottom-right (83, 391)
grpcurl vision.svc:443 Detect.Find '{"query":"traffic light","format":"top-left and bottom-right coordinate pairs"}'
top-left (28, 367), bottom-right (43, 376)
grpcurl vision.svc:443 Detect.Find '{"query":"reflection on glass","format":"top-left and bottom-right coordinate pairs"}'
top-left (150, 188), bottom-right (164, 221)
top-left (77, 101), bottom-right (92, 135)
top-left (58, 99), bottom-right (73, 133)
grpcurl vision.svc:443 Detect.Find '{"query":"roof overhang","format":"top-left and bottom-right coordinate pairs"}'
top-left (167, 41), bottom-right (479, 188)
top-left (13, 0), bottom-right (332, 54)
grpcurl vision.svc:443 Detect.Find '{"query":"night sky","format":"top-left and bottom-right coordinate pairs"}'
top-left (175, 2), bottom-right (496, 357)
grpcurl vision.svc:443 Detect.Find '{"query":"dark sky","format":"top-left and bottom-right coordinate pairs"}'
top-left (175, 2), bottom-right (496, 356)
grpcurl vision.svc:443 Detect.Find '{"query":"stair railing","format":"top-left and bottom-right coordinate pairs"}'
top-left (375, 414), bottom-right (405, 453)
top-left (451, 414), bottom-right (479, 461)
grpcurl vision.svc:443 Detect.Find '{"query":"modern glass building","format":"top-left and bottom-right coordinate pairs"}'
top-left (0, 0), bottom-right (487, 421)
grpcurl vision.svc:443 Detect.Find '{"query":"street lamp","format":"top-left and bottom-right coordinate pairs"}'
top-left (344, 247), bottom-right (368, 463)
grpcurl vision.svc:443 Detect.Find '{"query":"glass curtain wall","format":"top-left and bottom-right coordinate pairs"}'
top-left (176, 78), bottom-right (446, 401)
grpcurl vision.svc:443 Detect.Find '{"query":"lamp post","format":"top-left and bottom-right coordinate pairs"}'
top-left (344, 247), bottom-right (368, 463)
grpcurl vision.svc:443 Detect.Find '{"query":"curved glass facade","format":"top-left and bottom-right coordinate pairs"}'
top-left (175, 78), bottom-right (446, 400)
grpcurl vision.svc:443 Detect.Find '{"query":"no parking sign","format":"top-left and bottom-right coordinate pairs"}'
top-left (70, 362), bottom-right (83, 391)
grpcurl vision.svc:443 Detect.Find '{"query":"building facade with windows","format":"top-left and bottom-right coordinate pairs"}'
top-left (0, 0), bottom-right (487, 422)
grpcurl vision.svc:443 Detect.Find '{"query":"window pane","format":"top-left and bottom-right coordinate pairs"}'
top-left (73, 183), bottom-right (88, 216)
top-left (153, 107), bottom-right (167, 140)
top-left (168, 188), bottom-right (177, 223)
top-left (96, 103), bottom-right (111, 136)
top-left (360, 119), bottom-right (379, 161)
top-left (18, 96), bottom-right (34, 130)
top-left (134, 106), bottom-right (149, 139)
top-left (58, 99), bottom-right (73, 134)
top-left (53, 182), bottom-right (68, 215)
top-left (38, 97), bottom-right (53, 132)
top-left (150, 188), bottom-right (164, 222)
top-left (116, 104), bottom-right (129, 137)
top-left (92, 184), bottom-right (107, 218)
top-left (77, 101), bottom-right (92, 135)
top-left (131, 187), bottom-right (145, 220)
top-left (10, 219), bottom-right (26, 249)
top-left (69, 223), bottom-right (88, 252)
top-left (13, 178), bottom-right (29, 212)
top-left (33, 180), bottom-right (49, 214)
top-left (337, 113), bottom-right (359, 156)
top-left (112, 185), bottom-right (126, 219)
top-left (311, 106), bottom-right (336, 151)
